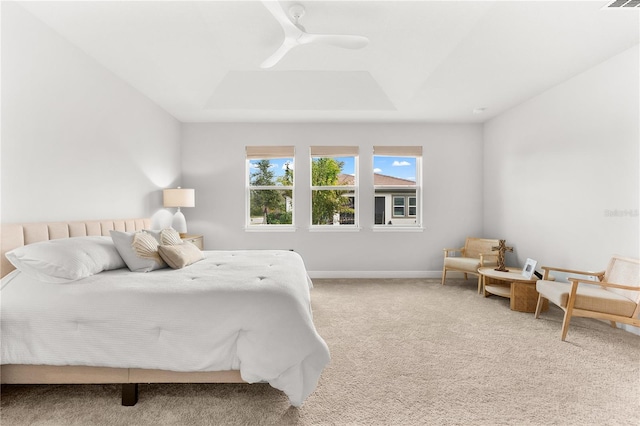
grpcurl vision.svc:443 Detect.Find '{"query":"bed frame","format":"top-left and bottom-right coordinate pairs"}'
top-left (0, 218), bottom-right (243, 406)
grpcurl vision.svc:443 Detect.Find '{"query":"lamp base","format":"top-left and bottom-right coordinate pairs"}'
top-left (171, 210), bottom-right (187, 234)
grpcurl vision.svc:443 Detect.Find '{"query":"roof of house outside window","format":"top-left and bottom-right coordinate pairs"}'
top-left (338, 173), bottom-right (415, 186)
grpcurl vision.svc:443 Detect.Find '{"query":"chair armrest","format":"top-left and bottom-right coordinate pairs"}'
top-left (479, 252), bottom-right (497, 258)
top-left (540, 266), bottom-right (605, 280)
top-left (568, 277), bottom-right (640, 292)
top-left (443, 247), bottom-right (464, 257)
top-left (479, 253), bottom-right (498, 266)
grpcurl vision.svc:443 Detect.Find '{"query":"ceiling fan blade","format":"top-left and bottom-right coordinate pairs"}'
top-left (260, 42), bottom-right (295, 68)
top-left (261, 0), bottom-right (302, 39)
top-left (259, 1), bottom-right (367, 67)
top-left (299, 33), bottom-right (369, 49)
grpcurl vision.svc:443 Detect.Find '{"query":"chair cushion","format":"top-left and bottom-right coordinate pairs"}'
top-left (536, 280), bottom-right (637, 317)
top-left (444, 257), bottom-right (482, 273)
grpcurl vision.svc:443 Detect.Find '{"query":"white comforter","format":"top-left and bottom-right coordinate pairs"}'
top-left (0, 250), bottom-right (330, 406)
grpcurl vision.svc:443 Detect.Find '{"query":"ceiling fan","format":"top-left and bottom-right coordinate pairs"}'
top-left (260, 1), bottom-right (369, 68)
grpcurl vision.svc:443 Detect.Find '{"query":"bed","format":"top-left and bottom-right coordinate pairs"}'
top-left (0, 218), bottom-right (330, 406)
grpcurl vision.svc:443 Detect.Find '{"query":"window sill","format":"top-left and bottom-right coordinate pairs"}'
top-left (308, 226), bottom-right (362, 232)
top-left (372, 226), bottom-right (424, 232)
top-left (245, 226), bottom-right (297, 232)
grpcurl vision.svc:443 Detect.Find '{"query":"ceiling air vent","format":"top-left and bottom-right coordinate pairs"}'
top-left (606, 0), bottom-right (640, 7)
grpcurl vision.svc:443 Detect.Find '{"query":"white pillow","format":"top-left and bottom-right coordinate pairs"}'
top-left (110, 230), bottom-right (167, 272)
top-left (5, 236), bottom-right (126, 283)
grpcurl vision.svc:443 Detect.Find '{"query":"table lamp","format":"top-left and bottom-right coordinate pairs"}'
top-left (163, 187), bottom-right (195, 235)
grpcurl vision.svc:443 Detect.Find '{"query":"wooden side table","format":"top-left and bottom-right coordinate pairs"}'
top-left (478, 267), bottom-right (549, 313)
top-left (180, 234), bottom-right (204, 250)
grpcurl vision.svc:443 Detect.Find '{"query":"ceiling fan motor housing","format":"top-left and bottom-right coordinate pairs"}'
top-left (289, 4), bottom-right (305, 21)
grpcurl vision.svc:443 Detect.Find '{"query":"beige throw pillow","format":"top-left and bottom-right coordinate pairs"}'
top-left (160, 228), bottom-right (183, 245)
top-left (144, 228), bottom-right (183, 246)
top-left (110, 230), bottom-right (167, 272)
top-left (158, 241), bottom-right (204, 269)
top-left (132, 232), bottom-right (164, 264)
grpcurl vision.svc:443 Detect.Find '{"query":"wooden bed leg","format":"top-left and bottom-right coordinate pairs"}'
top-left (122, 383), bottom-right (138, 406)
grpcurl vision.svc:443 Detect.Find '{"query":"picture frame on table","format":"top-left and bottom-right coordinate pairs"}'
top-left (522, 258), bottom-right (538, 279)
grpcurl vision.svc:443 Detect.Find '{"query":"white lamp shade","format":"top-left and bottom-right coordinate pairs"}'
top-left (163, 188), bottom-right (195, 208)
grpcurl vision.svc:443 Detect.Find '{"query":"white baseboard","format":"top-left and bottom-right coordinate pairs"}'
top-left (620, 323), bottom-right (640, 336)
top-left (307, 270), bottom-right (444, 279)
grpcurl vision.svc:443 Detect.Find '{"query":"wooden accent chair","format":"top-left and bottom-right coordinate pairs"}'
top-left (442, 237), bottom-right (499, 293)
top-left (535, 255), bottom-right (640, 341)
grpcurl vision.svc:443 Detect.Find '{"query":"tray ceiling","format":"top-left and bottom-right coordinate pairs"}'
top-left (15, 0), bottom-right (640, 123)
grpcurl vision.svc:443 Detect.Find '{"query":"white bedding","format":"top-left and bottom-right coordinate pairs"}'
top-left (0, 250), bottom-right (330, 406)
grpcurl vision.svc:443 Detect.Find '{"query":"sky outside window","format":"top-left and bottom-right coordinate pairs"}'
top-left (373, 156), bottom-right (416, 182)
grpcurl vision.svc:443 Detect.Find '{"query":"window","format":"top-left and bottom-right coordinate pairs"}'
top-left (373, 146), bottom-right (422, 227)
top-left (310, 146), bottom-right (358, 227)
top-left (246, 146), bottom-right (294, 227)
top-left (393, 196), bottom-right (406, 217)
top-left (408, 196), bottom-right (417, 217)
top-left (392, 195), bottom-right (418, 218)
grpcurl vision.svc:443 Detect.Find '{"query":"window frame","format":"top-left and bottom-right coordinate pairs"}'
top-left (309, 146), bottom-right (360, 230)
top-left (373, 146), bottom-right (423, 230)
top-left (245, 146), bottom-right (295, 231)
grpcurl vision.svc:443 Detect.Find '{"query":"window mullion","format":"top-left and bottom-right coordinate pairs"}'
top-left (311, 185), bottom-right (355, 191)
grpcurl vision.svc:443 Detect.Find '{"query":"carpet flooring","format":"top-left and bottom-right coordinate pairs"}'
top-left (1, 278), bottom-right (639, 425)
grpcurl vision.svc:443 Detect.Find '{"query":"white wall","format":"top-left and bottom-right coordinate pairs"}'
top-left (181, 123), bottom-right (483, 276)
top-left (484, 45), bottom-right (639, 270)
top-left (6, 0), bottom-right (635, 281)
top-left (1, 2), bottom-right (181, 227)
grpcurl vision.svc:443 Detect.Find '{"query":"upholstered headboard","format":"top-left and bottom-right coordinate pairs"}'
top-left (1, 218), bottom-right (151, 278)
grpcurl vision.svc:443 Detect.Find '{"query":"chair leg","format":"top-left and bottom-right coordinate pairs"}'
top-left (463, 273), bottom-right (468, 281)
top-left (560, 311), bottom-right (572, 341)
top-left (561, 283), bottom-right (579, 341)
top-left (534, 295), bottom-right (545, 318)
top-left (441, 267), bottom-right (447, 285)
top-left (610, 321), bottom-right (617, 328)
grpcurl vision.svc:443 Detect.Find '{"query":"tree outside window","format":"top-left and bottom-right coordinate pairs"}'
top-left (311, 157), bottom-right (354, 225)
top-left (310, 146), bottom-right (358, 227)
